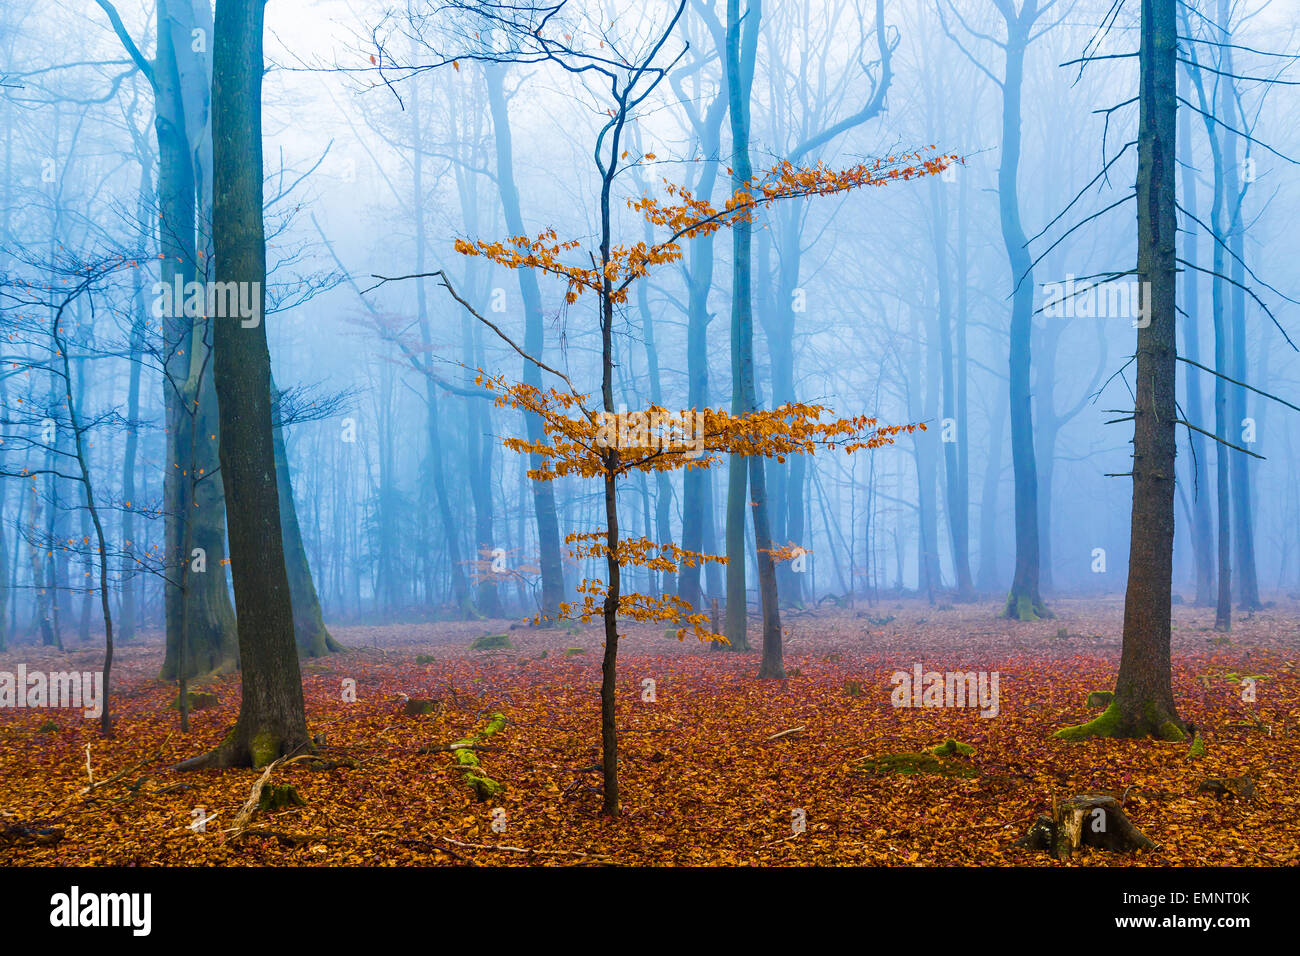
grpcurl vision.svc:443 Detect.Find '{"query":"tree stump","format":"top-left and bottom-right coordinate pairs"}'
top-left (401, 698), bottom-right (441, 717)
top-left (1016, 794), bottom-right (1154, 860)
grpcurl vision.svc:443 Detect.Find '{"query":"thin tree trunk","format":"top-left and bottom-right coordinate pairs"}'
top-left (724, 0), bottom-right (764, 655)
top-left (930, 177), bottom-right (974, 599)
top-left (1218, 15), bottom-right (1260, 610)
top-left (484, 65), bottom-right (564, 622)
top-left (1176, 69), bottom-right (1216, 606)
top-left (998, 22), bottom-right (1049, 620)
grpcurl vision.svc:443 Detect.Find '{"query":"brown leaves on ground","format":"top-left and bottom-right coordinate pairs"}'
top-left (1, 598), bottom-right (1296, 866)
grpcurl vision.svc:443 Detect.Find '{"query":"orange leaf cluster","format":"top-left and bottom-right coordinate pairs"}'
top-left (475, 373), bottom-right (921, 482)
top-left (456, 150), bottom-right (959, 304)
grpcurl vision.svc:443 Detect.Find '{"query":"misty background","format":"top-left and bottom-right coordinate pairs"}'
top-left (2, 0), bottom-right (1298, 643)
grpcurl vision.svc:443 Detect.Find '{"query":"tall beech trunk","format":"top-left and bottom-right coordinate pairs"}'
top-left (1184, 28), bottom-right (1234, 629)
top-left (997, 15), bottom-right (1049, 620)
top-left (184, 0), bottom-right (310, 769)
top-left (676, 151), bottom-right (724, 614)
top-left (1057, 0), bottom-right (1184, 741)
top-left (930, 177), bottom-right (974, 600)
top-left (724, 0), bottom-right (775, 658)
top-left (118, 173), bottom-right (149, 641)
top-left (763, 212), bottom-right (803, 608)
top-left (410, 77), bottom-right (470, 615)
top-left (1218, 16), bottom-right (1260, 610)
top-left (101, 0), bottom-right (240, 678)
top-left (634, 214), bottom-right (676, 598)
top-left (484, 65), bottom-right (564, 622)
top-left (1176, 71), bottom-right (1216, 606)
top-left (463, 316), bottom-right (502, 617)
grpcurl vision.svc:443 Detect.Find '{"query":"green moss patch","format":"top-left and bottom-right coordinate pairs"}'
top-left (929, 738), bottom-right (976, 758)
top-left (857, 745), bottom-right (978, 778)
top-left (449, 711), bottom-right (508, 801)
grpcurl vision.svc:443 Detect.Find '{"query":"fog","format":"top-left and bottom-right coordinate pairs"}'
top-left (2, 0), bottom-right (1298, 650)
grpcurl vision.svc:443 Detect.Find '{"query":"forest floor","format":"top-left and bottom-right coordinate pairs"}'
top-left (2, 597), bottom-right (1297, 866)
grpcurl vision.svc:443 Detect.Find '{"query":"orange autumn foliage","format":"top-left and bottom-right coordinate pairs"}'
top-left (472, 375), bottom-right (922, 637)
top-left (456, 151), bottom-right (954, 639)
top-left (456, 150), bottom-right (959, 305)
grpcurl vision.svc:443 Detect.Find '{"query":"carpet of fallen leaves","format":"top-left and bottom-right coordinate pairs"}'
top-left (2, 597), bottom-right (1297, 866)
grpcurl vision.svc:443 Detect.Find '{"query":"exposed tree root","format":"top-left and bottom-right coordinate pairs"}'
top-left (1054, 701), bottom-right (1187, 742)
top-left (175, 722), bottom-right (314, 771)
top-left (1002, 592), bottom-right (1053, 621)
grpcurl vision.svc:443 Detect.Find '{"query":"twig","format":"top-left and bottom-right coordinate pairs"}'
top-left (224, 757), bottom-right (286, 840)
top-left (78, 734), bottom-right (174, 795)
top-left (766, 725), bottom-right (806, 741)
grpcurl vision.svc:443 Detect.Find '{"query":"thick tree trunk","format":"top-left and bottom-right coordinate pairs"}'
top-left (763, 215), bottom-right (802, 607)
top-left (1182, 3), bottom-right (1235, 630)
top-left (463, 318), bottom-right (502, 617)
top-left (183, 0), bottom-right (310, 769)
top-left (675, 63), bottom-right (727, 614)
top-left (1056, 0), bottom-right (1185, 742)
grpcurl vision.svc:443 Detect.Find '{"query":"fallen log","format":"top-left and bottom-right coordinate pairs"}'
top-left (447, 712), bottom-right (507, 801)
